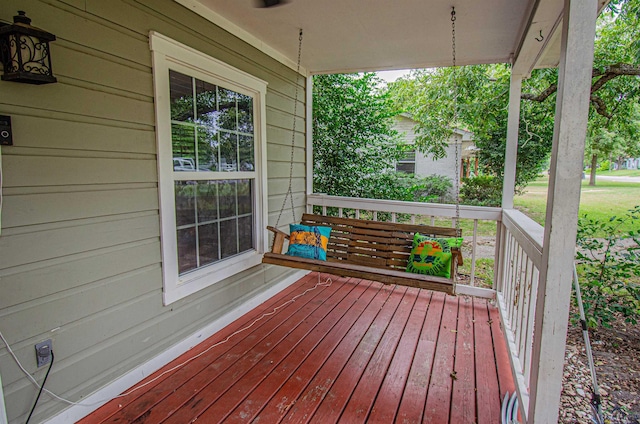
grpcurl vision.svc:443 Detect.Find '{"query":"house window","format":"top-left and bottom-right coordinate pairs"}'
top-left (396, 150), bottom-right (416, 174)
top-left (151, 32), bottom-right (268, 305)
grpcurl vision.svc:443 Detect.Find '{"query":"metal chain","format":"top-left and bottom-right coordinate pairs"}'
top-left (451, 7), bottom-right (461, 234)
top-left (275, 29), bottom-right (303, 228)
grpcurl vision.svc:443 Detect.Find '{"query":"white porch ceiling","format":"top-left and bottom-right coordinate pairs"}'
top-left (180, 0), bottom-right (605, 75)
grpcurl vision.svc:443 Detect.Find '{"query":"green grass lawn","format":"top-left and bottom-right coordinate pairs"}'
top-left (594, 169), bottom-right (640, 177)
top-left (514, 176), bottom-right (640, 233)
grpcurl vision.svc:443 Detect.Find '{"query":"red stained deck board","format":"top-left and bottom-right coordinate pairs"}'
top-left (77, 273), bottom-right (323, 424)
top-left (293, 285), bottom-right (409, 424)
top-left (367, 289), bottom-right (433, 423)
top-left (221, 278), bottom-right (377, 424)
top-left (338, 287), bottom-right (420, 423)
top-left (395, 291), bottom-right (446, 423)
top-left (80, 273), bottom-right (515, 424)
top-left (423, 295), bottom-right (459, 423)
top-left (449, 296), bottom-right (477, 424)
top-left (194, 276), bottom-right (371, 422)
top-left (248, 280), bottom-right (391, 424)
top-left (475, 299), bottom-right (502, 424)
top-left (160, 275), bottom-right (350, 424)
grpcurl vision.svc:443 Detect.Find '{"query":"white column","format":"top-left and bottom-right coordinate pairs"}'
top-left (305, 75), bottom-right (314, 212)
top-left (502, 73), bottom-right (523, 209)
top-left (528, 0), bottom-right (597, 422)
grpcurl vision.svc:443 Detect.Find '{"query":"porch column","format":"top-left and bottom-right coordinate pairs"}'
top-left (501, 73), bottom-right (522, 209)
top-left (305, 74), bottom-right (314, 212)
top-left (528, 0), bottom-right (597, 422)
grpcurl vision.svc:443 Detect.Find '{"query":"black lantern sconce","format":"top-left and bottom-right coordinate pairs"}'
top-left (0, 11), bottom-right (57, 84)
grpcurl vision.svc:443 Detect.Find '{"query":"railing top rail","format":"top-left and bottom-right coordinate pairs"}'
top-left (307, 193), bottom-right (502, 221)
top-left (502, 208), bottom-right (544, 263)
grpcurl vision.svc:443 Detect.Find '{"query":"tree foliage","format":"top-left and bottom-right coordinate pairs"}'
top-left (390, 0), bottom-right (640, 192)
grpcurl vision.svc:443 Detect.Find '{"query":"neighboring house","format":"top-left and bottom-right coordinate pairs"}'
top-left (394, 114), bottom-right (479, 182)
top-left (0, 1), bottom-right (602, 424)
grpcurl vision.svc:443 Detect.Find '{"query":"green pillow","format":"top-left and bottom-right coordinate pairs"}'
top-left (406, 234), bottom-right (453, 278)
top-left (446, 237), bottom-right (464, 249)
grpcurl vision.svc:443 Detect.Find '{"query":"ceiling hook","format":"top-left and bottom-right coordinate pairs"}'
top-left (535, 30), bottom-right (544, 42)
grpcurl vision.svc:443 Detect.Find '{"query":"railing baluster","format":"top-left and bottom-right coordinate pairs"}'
top-left (470, 219), bottom-right (478, 286)
top-left (339, 207), bottom-right (343, 218)
top-left (373, 211), bottom-right (378, 221)
top-left (392, 212), bottom-right (397, 222)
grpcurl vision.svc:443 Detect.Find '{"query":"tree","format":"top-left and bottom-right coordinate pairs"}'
top-left (313, 73), bottom-right (403, 198)
top-left (390, 0), bottom-right (640, 191)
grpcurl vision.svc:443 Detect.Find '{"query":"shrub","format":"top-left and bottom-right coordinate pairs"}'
top-left (575, 206), bottom-right (640, 328)
top-left (460, 175), bottom-right (502, 207)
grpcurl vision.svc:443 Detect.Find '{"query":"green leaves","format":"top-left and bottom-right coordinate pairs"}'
top-left (575, 206), bottom-right (640, 328)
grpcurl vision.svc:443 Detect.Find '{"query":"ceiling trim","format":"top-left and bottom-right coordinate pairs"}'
top-left (173, 0), bottom-right (309, 76)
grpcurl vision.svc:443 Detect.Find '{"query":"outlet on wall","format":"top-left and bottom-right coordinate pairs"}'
top-left (35, 339), bottom-right (53, 368)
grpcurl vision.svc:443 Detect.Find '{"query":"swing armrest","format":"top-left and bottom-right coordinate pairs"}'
top-left (453, 248), bottom-right (463, 266)
top-left (267, 226), bottom-right (290, 254)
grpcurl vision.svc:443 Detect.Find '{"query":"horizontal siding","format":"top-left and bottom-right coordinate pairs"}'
top-left (0, 0), bottom-right (306, 422)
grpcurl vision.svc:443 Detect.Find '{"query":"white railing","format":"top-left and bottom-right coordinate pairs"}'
top-left (306, 194), bottom-right (502, 297)
top-left (495, 208), bottom-right (545, 422)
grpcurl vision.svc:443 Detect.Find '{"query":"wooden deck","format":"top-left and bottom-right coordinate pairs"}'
top-left (78, 273), bottom-right (515, 423)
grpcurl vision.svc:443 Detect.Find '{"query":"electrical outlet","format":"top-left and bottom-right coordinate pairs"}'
top-left (35, 339), bottom-right (52, 368)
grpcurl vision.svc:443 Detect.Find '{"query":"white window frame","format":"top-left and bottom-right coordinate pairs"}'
top-left (150, 32), bottom-right (268, 305)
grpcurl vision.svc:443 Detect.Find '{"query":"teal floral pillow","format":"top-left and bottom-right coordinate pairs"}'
top-left (406, 234), bottom-right (453, 278)
top-left (286, 224), bottom-right (332, 261)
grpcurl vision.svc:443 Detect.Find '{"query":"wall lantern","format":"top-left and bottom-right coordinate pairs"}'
top-left (0, 11), bottom-right (57, 84)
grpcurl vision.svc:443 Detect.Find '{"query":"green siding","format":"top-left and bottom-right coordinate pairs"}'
top-left (0, 0), bottom-right (305, 422)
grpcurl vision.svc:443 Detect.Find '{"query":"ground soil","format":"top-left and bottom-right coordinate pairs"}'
top-left (560, 314), bottom-right (640, 423)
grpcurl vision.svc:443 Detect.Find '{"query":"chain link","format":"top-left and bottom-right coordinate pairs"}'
top-left (451, 7), bottom-right (461, 234)
top-left (275, 29), bottom-right (303, 228)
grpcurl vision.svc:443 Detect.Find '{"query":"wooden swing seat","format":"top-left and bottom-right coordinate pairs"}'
top-left (262, 213), bottom-right (462, 295)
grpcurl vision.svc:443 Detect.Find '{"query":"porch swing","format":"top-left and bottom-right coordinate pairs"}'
top-left (262, 12), bottom-right (464, 295)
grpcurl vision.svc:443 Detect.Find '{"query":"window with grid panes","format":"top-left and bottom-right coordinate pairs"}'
top-left (151, 32), bottom-right (268, 304)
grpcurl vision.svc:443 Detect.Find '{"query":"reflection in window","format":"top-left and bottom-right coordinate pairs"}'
top-left (396, 149), bottom-right (416, 174)
top-left (169, 69), bottom-right (257, 276)
top-left (174, 180), bottom-right (254, 275)
top-left (169, 70), bottom-right (254, 173)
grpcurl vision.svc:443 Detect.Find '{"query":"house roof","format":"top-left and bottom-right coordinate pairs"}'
top-left (177, 0), bottom-right (607, 76)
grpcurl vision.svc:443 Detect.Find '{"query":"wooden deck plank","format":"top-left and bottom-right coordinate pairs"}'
top-left (160, 275), bottom-right (349, 424)
top-left (490, 302), bottom-right (517, 398)
top-left (423, 295), bottom-right (459, 423)
top-left (337, 287), bottom-right (420, 423)
top-left (395, 291), bottom-right (445, 423)
top-left (367, 289), bottom-right (433, 423)
top-left (450, 296), bottom-right (477, 424)
top-left (220, 278), bottom-right (378, 424)
top-left (474, 298), bottom-right (502, 424)
top-left (249, 281), bottom-right (393, 424)
top-left (77, 273), bottom-right (322, 424)
top-left (119, 274), bottom-right (343, 424)
top-left (80, 273), bottom-right (514, 424)
top-left (194, 276), bottom-right (371, 422)
top-left (276, 285), bottom-right (405, 424)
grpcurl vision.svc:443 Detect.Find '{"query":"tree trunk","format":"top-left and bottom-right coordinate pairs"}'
top-left (589, 153), bottom-right (597, 186)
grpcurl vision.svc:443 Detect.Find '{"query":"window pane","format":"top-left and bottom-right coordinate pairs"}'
top-left (195, 79), bottom-right (217, 124)
top-left (239, 135), bottom-right (254, 171)
top-left (220, 219), bottom-right (238, 258)
top-left (198, 223), bottom-right (219, 266)
top-left (237, 93), bottom-right (253, 133)
top-left (196, 181), bottom-right (218, 223)
top-left (197, 126), bottom-right (218, 171)
top-left (172, 124), bottom-right (196, 171)
top-left (401, 150), bottom-right (416, 161)
top-left (175, 181), bottom-right (196, 226)
top-left (169, 70), bottom-right (194, 122)
top-left (238, 215), bottom-right (253, 252)
top-left (177, 227), bottom-right (197, 274)
top-left (237, 180), bottom-right (252, 215)
top-left (396, 163), bottom-right (416, 174)
top-left (217, 88), bottom-right (237, 131)
top-left (218, 181), bottom-right (237, 219)
top-left (220, 132), bottom-right (238, 172)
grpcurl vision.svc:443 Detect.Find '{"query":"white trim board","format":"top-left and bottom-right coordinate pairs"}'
top-left (0, 370), bottom-right (8, 424)
top-left (43, 269), bottom-right (307, 424)
top-left (173, 0), bottom-right (309, 76)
